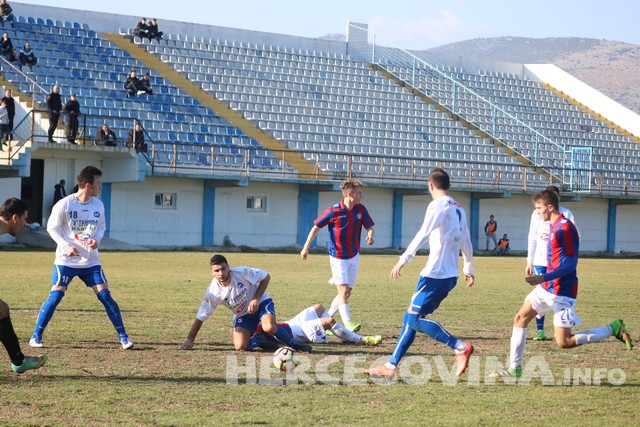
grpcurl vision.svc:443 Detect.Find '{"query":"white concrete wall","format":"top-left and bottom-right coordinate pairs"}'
top-left (312, 186), bottom-right (392, 250)
top-left (524, 63), bottom-right (640, 138)
top-left (213, 181), bottom-right (299, 248)
top-left (616, 204), bottom-right (640, 252)
top-left (109, 176), bottom-right (203, 246)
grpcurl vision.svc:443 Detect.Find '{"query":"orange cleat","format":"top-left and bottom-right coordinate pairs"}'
top-left (454, 342), bottom-right (474, 376)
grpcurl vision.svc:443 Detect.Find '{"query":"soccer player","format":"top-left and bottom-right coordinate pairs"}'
top-left (253, 304), bottom-right (382, 349)
top-left (179, 254), bottom-right (311, 352)
top-left (494, 190), bottom-right (632, 379)
top-left (365, 168), bottom-right (475, 378)
top-left (300, 179), bottom-right (375, 333)
top-left (0, 198), bottom-right (48, 373)
top-left (526, 185), bottom-right (577, 341)
top-left (29, 166), bottom-right (134, 350)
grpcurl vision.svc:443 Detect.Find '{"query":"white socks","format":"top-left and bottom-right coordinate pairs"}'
top-left (510, 327), bottom-right (527, 370)
top-left (330, 323), bottom-right (361, 343)
top-left (338, 304), bottom-right (351, 324)
top-left (574, 325), bottom-right (613, 345)
top-left (328, 295), bottom-right (340, 317)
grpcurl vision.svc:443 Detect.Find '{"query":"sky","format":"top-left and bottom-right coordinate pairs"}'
top-left (13, 0), bottom-right (640, 49)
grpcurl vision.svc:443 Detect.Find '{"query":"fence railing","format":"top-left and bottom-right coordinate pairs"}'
top-left (346, 23), bottom-right (575, 185)
top-left (2, 109), bottom-right (638, 197)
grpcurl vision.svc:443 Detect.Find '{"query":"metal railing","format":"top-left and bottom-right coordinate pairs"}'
top-left (2, 107), bottom-right (637, 197)
top-left (346, 23), bottom-right (580, 186)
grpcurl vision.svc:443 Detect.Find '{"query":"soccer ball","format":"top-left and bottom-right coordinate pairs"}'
top-left (273, 346), bottom-right (297, 372)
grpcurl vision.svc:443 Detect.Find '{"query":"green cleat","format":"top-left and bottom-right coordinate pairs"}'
top-left (533, 330), bottom-right (547, 341)
top-left (610, 319), bottom-right (633, 350)
top-left (11, 354), bottom-right (48, 374)
top-left (362, 335), bottom-right (382, 346)
top-left (490, 367), bottom-right (522, 379)
top-left (345, 321), bottom-right (361, 333)
top-left (325, 329), bottom-right (334, 336)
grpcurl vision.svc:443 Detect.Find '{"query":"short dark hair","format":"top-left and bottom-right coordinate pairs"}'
top-left (0, 198), bottom-right (28, 220)
top-left (77, 165), bottom-right (102, 188)
top-left (546, 185), bottom-right (561, 196)
top-left (428, 167), bottom-right (450, 190)
top-left (533, 189), bottom-right (559, 211)
top-left (210, 254), bottom-right (228, 266)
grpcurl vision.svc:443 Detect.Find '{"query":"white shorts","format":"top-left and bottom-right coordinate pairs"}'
top-left (525, 285), bottom-right (581, 328)
top-left (328, 254), bottom-right (359, 288)
top-left (286, 307), bottom-right (328, 344)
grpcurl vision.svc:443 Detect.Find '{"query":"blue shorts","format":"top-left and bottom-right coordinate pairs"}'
top-left (233, 298), bottom-right (275, 333)
top-left (51, 264), bottom-right (107, 288)
top-left (533, 265), bottom-right (547, 275)
top-left (409, 276), bottom-right (457, 316)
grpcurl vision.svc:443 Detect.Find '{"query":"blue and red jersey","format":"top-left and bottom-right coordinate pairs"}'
top-left (542, 214), bottom-right (579, 299)
top-left (314, 201), bottom-right (375, 259)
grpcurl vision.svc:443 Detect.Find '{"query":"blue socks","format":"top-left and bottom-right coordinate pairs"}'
top-left (536, 315), bottom-right (545, 332)
top-left (97, 289), bottom-right (127, 338)
top-left (389, 312), bottom-right (460, 367)
top-left (389, 313), bottom-right (417, 366)
top-left (272, 325), bottom-right (297, 348)
top-left (33, 290), bottom-right (65, 339)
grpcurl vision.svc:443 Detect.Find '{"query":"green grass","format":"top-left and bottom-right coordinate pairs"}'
top-left (2, 252), bottom-right (638, 426)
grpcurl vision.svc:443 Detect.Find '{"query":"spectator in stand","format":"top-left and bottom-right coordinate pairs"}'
top-left (132, 18), bottom-right (150, 40)
top-left (94, 123), bottom-right (117, 147)
top-left (147, 18), bottom-right (163, 42)
top-left (6, 47), bottom-right (19, 69)
top-left (1, 32), bottom-right (12, 58)
top-left (63, 93), bottom-right (81, 144)
top-left (1, 89), bottom-right (14, 144)
top-left (137, 72), bottom-right (153, 95)
top-left (125, 69), bottom-right (142, 98)
top-left (128, 122), bottom-right (147, 154)
top-left (47, 85), bottom-right (62, 143)
top-left (19, 42), bottom-right (37, 69)
top-left (0, 99), bottom-right (9, 147)
top-left (0, 0), bottom-right (14, 28)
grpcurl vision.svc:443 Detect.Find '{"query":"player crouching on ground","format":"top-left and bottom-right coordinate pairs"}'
top-left (493, 189), bottom-right (633, 379)
top-left (179, 254), bottom-right (311, 352)
top-left (252, 304), bottom-right (382, 350)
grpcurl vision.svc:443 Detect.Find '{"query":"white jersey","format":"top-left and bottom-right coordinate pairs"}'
top-left (47, 194), bottom-right (105, 268)
top-left (399, 195), bottom-right (473, 279)
top-left (527, 206), bottom-right (577, 266)
top-left (196, 266), bottom-right (270, 322)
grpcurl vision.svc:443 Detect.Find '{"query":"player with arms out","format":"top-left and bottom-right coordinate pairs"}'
top-left (494, 190), bottom-right (632, 379)
top-left (0, 198), bottom-right (48, 373)
top-left (253, 303), bottom-right (382, 349)
top-left (526, 185), bottom-right (578, 341)
top-left (365, 168), bottom-right (475, 378)
top-left (179, 254), bottom-right (310, 352)
top-left (300, 179), bottom-right (374, 333)
top-left (30, 166), bottom-right (134, 350)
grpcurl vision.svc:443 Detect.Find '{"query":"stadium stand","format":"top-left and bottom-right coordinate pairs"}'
top-left (0, 14), bottom-right (638, 194)
top-left (3, 16), bottom-right (295, 178)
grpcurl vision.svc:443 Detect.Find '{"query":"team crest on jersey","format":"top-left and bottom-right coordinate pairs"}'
top-left (356, 213), bottom-right (362, 220)
top-left (237, 283), bottom-right (244, 289)
top-left (93, 212), bottom-right (100, 218)
top-left (75, 232), bottom-right (91, 241)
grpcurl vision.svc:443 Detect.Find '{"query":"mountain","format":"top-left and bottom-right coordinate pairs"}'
top-left (425, 37), bottom-right (640, 115)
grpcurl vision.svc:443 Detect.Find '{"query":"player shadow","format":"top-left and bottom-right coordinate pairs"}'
top-left (29, 374), bottom-right (229, 385)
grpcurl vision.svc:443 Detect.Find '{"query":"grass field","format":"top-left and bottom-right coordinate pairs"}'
top-left (2, 251), bottom-right (638, 426)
